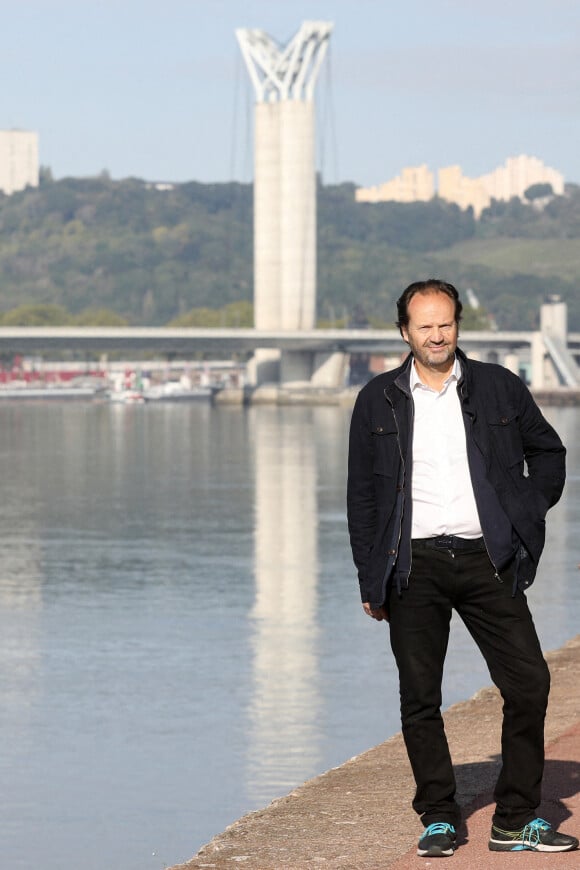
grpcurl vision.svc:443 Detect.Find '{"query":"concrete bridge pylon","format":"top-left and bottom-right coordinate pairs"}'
top-left (236, 20), bottom-right (334, 386)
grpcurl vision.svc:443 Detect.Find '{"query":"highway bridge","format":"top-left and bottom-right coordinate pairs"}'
top-left (0, 325), bottom-right (578, 355)
top-left (0, 324), bottom-right (578, 388)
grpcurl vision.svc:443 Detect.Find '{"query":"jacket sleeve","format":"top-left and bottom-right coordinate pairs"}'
top-left (347, 389), bottom-right (377, 592)
top-left (516, 377), bottom-right (566, 512)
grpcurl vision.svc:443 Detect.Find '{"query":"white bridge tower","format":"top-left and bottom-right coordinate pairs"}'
top-left (237, 21), bottom-right (333, 385)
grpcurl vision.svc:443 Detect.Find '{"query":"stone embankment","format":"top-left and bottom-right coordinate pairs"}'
top-left (213, 386), bottom-right (580, 408)
top-left (169, 635), bottom-right (580, 870)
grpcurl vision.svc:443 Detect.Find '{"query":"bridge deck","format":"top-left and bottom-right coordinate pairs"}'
top-left (1, 327), bottom-right (575, 355)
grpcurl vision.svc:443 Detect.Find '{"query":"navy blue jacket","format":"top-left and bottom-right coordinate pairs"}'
top-left (347, 348), bottom-right (566, 608)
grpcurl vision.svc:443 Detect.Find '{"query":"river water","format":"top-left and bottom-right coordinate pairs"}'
top-left (0, 401), bottom-right (578, 870)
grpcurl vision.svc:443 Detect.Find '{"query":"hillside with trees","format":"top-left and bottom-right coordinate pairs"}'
top-left (0, 173), bottom-right (578, 330)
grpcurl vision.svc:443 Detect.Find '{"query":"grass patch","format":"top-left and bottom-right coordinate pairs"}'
top-left (431, 238), bottom-right (580, 281)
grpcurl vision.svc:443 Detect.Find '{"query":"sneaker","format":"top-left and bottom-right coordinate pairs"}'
top-left (489, 818), bottom-right (579, 852)
top-left (417, 822), bottom-right (456, 857)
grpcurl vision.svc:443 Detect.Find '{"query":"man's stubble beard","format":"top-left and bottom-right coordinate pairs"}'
top-left (410, 342), bottom-right (456, 370)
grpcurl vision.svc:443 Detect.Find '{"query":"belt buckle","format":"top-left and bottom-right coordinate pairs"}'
top-left (434, 535), bottom-right (454, 549)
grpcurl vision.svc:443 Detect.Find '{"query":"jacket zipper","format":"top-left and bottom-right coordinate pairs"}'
top-left (459, 384), bottom-right (503, 585)
top-left (385, 387), bottom-right (410, 594)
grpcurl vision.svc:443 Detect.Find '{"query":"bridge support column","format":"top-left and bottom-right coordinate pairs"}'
top-left (237, 22), bottom-right (332, 377)
top-left (531, 332), bottom-right (549, 389)
top-left (311, 351), bottom-right (347, 387)
top-left (538, 296), bottom-right (580, 387)
top-left (541, 295), bottom-right (567, 339)
top-left (247, 349), bottom-right (281, 386)
top-left (280, 350), bottom-right (314, 383)
top-left (279, 350), bottom-right (347, 387)
top-left (248, 349), bottom-right (347, 389)
top-left (503, 352), bottom-right (519, 375)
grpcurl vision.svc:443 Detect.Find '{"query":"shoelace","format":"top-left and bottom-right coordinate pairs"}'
top-left (520, 818), bottom-right (551, 847)
top-left (422, 822), bottom-right (456, 838)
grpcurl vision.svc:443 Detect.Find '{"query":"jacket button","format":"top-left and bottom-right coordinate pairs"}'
top-left (376, 426), bottom-right (384, 433)
top-left (500, 417), bottom-right (508, 424)
top-left (387, 549), bottom-right (396, 555)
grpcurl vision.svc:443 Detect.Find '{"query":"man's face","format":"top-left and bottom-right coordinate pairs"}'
top-left (401, 291), bottom-right (458, 371)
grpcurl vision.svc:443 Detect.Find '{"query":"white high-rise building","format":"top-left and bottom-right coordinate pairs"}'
top-left (0, 130), bottom-right (39, 195)
top-left (358, 155), bottom-right (565, 219)
top-left (439, 155), bottom-right (564, 217)
top-left (356, 165), bottom-right (434, 204)
top-left (479, 155), bottom-right (564, 202)
top-left (438, 165), bottom-right (490, 218)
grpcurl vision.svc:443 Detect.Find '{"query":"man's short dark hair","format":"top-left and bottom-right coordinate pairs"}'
top-left (396, 279), bottom-right (463, 336)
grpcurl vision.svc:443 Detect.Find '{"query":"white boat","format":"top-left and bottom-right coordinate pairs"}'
top-left (0, 384), bottom-right (107, 400)
top-left (142, 382), bottom-right (217, 402)
top-left (109, 389), bottom-right (146, 404)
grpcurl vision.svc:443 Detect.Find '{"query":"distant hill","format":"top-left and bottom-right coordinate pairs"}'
top-left (0, 174), bottom-right (578, 330)
top-left (317, 182), bottom-right (580, 331)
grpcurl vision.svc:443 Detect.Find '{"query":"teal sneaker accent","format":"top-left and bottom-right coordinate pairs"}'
top-left (489, 818), bottom-right (579, 852)
top-left (417, 822), bottom-right (456, 857)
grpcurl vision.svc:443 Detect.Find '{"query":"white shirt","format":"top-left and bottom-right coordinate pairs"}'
top-left (410, 358), bottom-right (482, 539)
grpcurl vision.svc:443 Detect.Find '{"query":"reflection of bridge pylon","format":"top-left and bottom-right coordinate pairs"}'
top-left (236, 21), bottom-right (345, 388)
top-left (247, 408), bottom-right (321, 803)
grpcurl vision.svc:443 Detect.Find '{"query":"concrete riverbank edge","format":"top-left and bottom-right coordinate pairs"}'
top-left (214, 386), bottom-right (580, 408)
top-left (170, 634), bottom-right (580, 870)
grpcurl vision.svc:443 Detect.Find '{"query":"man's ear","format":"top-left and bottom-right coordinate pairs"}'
top-left (401, 327), bottom-right (410, 345)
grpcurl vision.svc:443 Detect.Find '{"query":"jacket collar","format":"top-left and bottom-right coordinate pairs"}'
top-left (390, 346), bottom-right (470, 399)
top-left (455, 347), bottom-right (470, 401)
top-left (392, 353), bottom-right (413, 397)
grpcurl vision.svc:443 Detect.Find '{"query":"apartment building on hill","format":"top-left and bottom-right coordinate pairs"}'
top-left (356, 155), bottom-right (565, 218)
top-left (355, 164), bottom-right (434, 204)
top-left (0, 130), bottom-right (39, 195)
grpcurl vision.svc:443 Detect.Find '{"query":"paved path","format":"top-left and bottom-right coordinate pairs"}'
top-left (390, 722), bottom-right (580, 869)
top-left (170, 635), bottom-right (580, 870)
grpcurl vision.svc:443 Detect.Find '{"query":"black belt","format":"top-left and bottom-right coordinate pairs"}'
top-left (412, 535), bottom-right (486, 552)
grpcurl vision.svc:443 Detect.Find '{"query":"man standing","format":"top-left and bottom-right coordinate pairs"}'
top-left (347, 279), bottom-right (578, 857)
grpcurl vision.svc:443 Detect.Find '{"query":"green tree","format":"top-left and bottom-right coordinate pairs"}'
top-left (0, 176), bottom-right (579, 332)
top-left (167, 301), bottom-right (254, 327)
top-left (38, 165), bottom-right (54, 186)
top-left (72, 308), bottom-right (129, 326)
top-left (460, 306), bottom-right (492, 330)
top-left (524, 183), bottom-right (553, 201)
top-left (0, 304), bottom-right (72, 326)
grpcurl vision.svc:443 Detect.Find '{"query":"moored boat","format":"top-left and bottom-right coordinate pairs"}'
top-left (0, 384), bottom-right (107, 400)
top-left (142, 382), bottom-right (217, 402)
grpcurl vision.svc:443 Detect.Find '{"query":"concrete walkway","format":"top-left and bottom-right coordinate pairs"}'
top-left (170, 635), bottom-right (580, 870)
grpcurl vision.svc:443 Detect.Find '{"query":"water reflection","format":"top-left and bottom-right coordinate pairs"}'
top-left (247, 407), bottom-right (322, 802)
top-left (526, 405), bottom-right (580, 643)
top-left (0, 402), bottom-right (577, 870)
top-left (0, 525), bottom-right (43, 743)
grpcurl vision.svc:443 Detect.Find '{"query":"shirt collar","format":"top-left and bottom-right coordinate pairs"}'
top-left (410, 355), bottom-right (462, 391)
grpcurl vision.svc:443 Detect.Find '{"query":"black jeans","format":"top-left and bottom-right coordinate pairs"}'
top-left (388, 542), bottom-right (550, 830)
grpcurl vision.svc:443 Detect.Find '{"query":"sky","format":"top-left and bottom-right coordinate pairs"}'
top-left (2, 0), bottom-right (579, 186)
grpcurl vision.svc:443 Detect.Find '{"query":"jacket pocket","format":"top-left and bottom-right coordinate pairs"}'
top-left (487, 408), bottom-right (525, 471)
top-left (371, 422), bottom-right (399, 478)
top-left (488, 410), bottom-right (548, 521)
